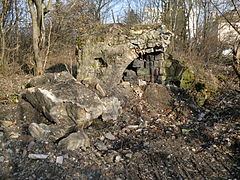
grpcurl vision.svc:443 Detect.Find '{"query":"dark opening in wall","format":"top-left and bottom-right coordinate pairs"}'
top-left (122, 52), bottom-right (165, 84)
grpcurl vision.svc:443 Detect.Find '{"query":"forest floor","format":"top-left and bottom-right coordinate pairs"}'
top-left (0, 57), bottom-right (240, 180)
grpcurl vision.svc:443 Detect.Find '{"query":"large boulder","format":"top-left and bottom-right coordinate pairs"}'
top-left (22, 72), bottom-right (121, 150)
top-left (143, 83), bottom-right (172, 110)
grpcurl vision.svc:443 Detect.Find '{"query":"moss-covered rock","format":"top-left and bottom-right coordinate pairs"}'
top-left (161, 54), bottom-right (219, 105)
top-left (180, 68), bottom-right (195, 89)
top-left (162, 54), bottom-right (184, 83)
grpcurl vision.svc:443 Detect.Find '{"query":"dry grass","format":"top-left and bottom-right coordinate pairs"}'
top-left (0, 47), bottom-right (76, 105)
top-left (0, 63), bottom-right (33, 104)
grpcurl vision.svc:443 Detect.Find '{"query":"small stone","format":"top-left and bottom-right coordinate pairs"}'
top-left (143, 142), bottom-right (150, 147)
top-left (29, 123), bottom-right (51, 140)
top-left (115, 155), bottom-right (122, 163)
top-left (127, 125), bottom-right (139, 129)
top-left (28, 154), bottom-right (49, 160)
top-left (59, 131), bottom-right (90, 151)
top-left (63, 154), bottom-right (69, 159)
top-left (28, 141), bottom-right (35, 150)
top-left (94, 141), bottom-right (108, 151)
top-left (138, 79), bottom-right (147, 86)
top-left (125, 153), bottom-right (133, 159)
top-left (0, 132), bottom-right (3, 136)
top-left (104, 132), bottom-right (116, 140)
top-left (9, 132), bottom-right (20, 139)
top-left (198, 112), bottom-right (206, 121)
top-left (0, 156), bottom-right (4, 162)
top-left (6, 149), bottom-right (13, 154)
top-left (100, 136), bottom-right (105, 141)
top-left (56, 156), bottom-right (64, 164)
top-left (136, 129), bottom-right (142, 132)
top-left (105, 151), bottom-right (117, 163)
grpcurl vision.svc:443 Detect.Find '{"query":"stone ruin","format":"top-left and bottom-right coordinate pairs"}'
top-left (76, 23), bottom-right (173, 86)
top-left (21, 23), bottom-right (174, 150)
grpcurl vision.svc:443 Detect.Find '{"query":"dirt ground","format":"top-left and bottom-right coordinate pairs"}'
top-left (0, 60), bottom-right (240, 180)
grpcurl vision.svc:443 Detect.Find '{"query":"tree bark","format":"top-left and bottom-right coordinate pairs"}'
top-left (28, 0), bottom-right (52, 75)
top-left (0, 0), bottom-right (11, 67)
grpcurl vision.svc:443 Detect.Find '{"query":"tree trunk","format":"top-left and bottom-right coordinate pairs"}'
top-left (0, 28), bottom-right (6, 66)
top-left (28, 0), bottom-right (52, 75)
top-left (0, 0), bottom-right (10, 67)
top-left (14, 0), bottom-right (19, 62)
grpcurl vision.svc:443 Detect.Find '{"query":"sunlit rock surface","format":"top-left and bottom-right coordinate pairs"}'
top-left (76, 23), bottom-right (173, 87)
top-left (23, 72), bottom-right (121, 150)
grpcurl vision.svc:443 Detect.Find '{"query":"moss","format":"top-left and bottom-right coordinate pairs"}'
top-left (196, 91), bottom-right (208, 105)
top-left (161, 53), bottom-right (219, 105)
top-left (8, 94), bottom-right (19, 104)
top-left (24, 82), bottom-right (31, 88)
top-left (180, 68), bottom-right (195, 89)
top-left (217, 73), bottom-right (227, 82)
top-left (91, 63), bottom-right (97, 69)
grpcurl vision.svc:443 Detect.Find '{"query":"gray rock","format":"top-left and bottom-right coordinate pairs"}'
top-left (28, 154), bottom-right (49, 160)
top-left (94, 141), bottom-right (108, 151)
top-left (63, 154), bottom-right (69, 159)
top-left (22, 72), bottom-right (121, 149)
top-left (104, 132), bottom-right (116, 140)
top-left (125, 153), bottom-right (133, 159)
top-left (28, 123), bottom-right (51, 140)
top-left (6, 149), bottom-right (13, 154)
top-left (0, 156), bottom-right (4, 162)
top-left (95, 83), bottom-right (106, 97)
top-left (132, 59), bottom-right (144, 68)
top-left (59, 131), bottom-right (90, 151)
top-left (56, 156), bottom-right (64, 164)
top-left (143, 83), bottom-right (172, 110)
top-left (25, 72), bottom-right (103, 131)
top-left (115, 155), bottom-right (122, 163)
top-left (101, 97), bottom-right (121, 121)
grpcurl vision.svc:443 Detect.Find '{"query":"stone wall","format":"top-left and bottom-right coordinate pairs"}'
top-left (76, 23), bottom-right (173, 87)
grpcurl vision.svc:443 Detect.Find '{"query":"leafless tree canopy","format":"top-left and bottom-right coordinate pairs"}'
top-left (0, 0), bottom-right (239, 74)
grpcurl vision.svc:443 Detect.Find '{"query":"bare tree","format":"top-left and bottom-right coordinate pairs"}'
top-left (87, 0), bottom-right (119, 23)
top-left (123, 8), bottom-right (141, 24)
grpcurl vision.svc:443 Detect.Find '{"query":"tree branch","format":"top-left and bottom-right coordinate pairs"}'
top-left (210, 0), bottom-right (240, 35)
